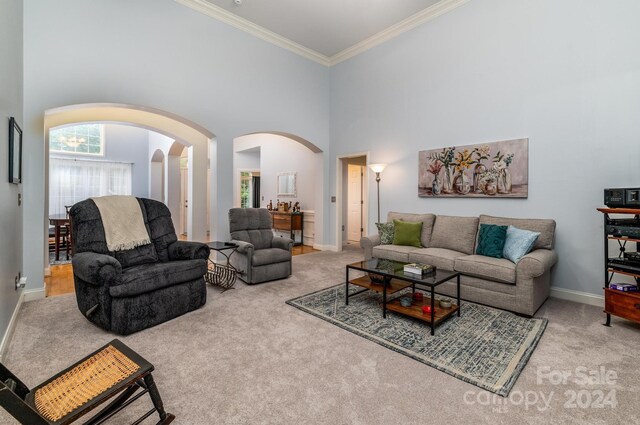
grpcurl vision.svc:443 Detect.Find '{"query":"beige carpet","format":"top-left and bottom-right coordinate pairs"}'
top-left (2, 248), bottom-right (640, 425)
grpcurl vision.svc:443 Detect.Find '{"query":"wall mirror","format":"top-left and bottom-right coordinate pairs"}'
top-left (8, 117), bottom-right (22, 184)
top-left (277, 172), bottom-right (296, 197)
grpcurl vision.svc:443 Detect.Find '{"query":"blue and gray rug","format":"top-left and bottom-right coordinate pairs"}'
top-left (286, 284), bottom-right (547, 396)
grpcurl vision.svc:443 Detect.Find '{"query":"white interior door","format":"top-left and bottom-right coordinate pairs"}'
top-left (347, 164), bottom-right (363, 242)
top-left (180, 168), bottom-right (188, 235)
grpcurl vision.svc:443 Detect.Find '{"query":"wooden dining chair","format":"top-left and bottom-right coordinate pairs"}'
top-left (0, 339), bottom-right (175, 425)
top-left (64, 205), bottom-right (73, 259)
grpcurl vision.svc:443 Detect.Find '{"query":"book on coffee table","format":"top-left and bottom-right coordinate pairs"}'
top-left (403, 263), bottom-right (435, 276)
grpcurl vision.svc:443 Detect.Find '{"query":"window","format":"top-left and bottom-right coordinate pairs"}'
top-left (49, 158), bottom-right (132, 215)
top-left (50, 124), bottom-right (105, 156)
top-left (240, 172), bottom-right (251, 208)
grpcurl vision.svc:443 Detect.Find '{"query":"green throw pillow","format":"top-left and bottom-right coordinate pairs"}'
top-left (392, 219), bottom-right (423, 248)
top-left (376, 222), bottom-right (395, 244)
top-left (476, 224), bottom-right (508, 258)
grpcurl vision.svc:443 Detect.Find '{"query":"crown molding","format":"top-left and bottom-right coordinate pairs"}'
top-left (175, 0), bottom-right (471, 67)
top-left (329, 0), bottom-right (471, 66)
top-left (175, 0), bottom-right (331, 66)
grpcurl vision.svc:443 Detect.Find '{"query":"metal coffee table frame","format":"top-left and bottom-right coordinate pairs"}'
top-left (346, 259), bottom-right (461, 336)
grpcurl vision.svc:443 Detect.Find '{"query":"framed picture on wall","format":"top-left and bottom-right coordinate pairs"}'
top-left (8, 116), bottom-right (22, 184)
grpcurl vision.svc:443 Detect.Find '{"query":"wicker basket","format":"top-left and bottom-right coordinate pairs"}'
top-left (205, 263), bottom-right (237, 289)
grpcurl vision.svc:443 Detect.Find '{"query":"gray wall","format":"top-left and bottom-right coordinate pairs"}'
top-left (22, 0), bottom-right (330, 291)
top-left (102, 124), bottom-right (150, 198)
top-left (329, 0), bottom-right (640, 296)
top-left (0, 0), bottom-right (23, 349)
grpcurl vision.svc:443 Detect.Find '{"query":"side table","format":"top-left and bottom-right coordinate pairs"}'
top-left (206, 242), bottom-right (240, 290)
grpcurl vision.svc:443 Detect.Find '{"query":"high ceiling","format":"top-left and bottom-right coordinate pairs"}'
top-left (204, 0), bottom-right (444, 57)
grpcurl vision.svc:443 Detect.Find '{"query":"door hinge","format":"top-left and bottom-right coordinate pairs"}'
top-left (342, 225), bottom-right (345, 231)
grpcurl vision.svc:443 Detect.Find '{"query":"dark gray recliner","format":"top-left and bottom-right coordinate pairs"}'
top-left (70, 197), bottom-right (209, 335)
top-left (228, 208), bottom-right (293, 284)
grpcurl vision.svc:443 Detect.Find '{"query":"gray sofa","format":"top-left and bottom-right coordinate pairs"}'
top-left (360, 212), bottom-right (558, 316)
top-left (228, 208), bottom-right (294, 284)
top-left (70, 198), bottom-right (209, 335)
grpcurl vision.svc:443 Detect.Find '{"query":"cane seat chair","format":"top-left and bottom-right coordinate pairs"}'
top-left (0, 339), bottom-right (174, 425)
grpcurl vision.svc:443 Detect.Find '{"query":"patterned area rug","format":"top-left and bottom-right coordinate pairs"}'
top-left (286, 284), bottom-right (547, 396)
top-left (49, 251), bottom-right (71, 265)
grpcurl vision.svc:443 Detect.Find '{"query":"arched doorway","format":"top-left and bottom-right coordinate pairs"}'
top-left (43, 103), bottom-right (215, 272)
top-left (233, 131), bottom-right (324, 248)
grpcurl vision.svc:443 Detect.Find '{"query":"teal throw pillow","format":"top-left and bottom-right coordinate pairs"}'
top-left (476, 224), bottom-right (508, 258)
top-left (376, 222), bottom-right (395, 245)
top-left (503, 225), bottom-right (540, 263)
top-left (392, 219), bottom-right (423, 248)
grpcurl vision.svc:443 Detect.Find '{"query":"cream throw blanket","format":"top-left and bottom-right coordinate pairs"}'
top-left (91, 195), bottom-right (151, 252)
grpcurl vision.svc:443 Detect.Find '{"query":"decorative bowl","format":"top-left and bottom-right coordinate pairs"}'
top-left (399, 297), bottom-right (412, 307)
top-left (439, 298), bottom-right (452, 309)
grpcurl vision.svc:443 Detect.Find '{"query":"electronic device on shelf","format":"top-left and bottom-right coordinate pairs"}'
top-left (608, 258), bottom-right (640, 274)
top-left (605, 223), bottom-right (640, 238)
top-left (623, 252), bottom-right (640, 263)
top-left (604, 187), bottom-right (640, 208)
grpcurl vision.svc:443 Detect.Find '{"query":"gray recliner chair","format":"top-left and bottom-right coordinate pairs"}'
top-left (70, 197), bottom-right (209, 335)
top-left (228, 208), bottom-right (293, 284)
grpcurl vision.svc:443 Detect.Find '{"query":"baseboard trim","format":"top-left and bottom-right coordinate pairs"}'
top-left (23, 287), bottom-right (46, 302)
top-left (313, 244), bottom-right (339, 252)
top-left (550, 287), bottom-right (604, 307)
top-left (0, 291), bottom-right (24, 363)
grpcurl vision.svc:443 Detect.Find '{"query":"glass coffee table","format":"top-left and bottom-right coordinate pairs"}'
top-left (346, 258), bottom-right (461, 336)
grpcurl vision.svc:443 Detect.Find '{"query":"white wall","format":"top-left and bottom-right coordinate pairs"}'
top-left (22, 0), bottom-right (330, 291)
top-left (234, 134), bottom-right (321, 212)
top-left (0, 0), bottom-right (23, 350)
top-left (329, 0), bottom-right (640, 296)
top-left (148, 131), bottom-right (185, 231)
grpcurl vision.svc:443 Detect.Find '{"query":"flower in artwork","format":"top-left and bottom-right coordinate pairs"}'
top-left (428, 160), bottom-right (443, 175)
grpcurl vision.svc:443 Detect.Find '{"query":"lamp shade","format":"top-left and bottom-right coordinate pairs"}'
top-left (368, 163), bottom-right (387, 174)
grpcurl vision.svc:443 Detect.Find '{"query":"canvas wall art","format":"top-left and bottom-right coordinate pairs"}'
top-left (418, 138), bottom-right (528, 198)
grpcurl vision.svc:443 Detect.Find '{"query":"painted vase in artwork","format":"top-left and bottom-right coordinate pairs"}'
top-left (454, 171), bottom-right (471, 195)
top-left (432, 174), bottom-right (441, 195)
top-left (473, 163), bottom-right (487, 193)
top-left (498, 169), bottom-right (512, 194)
top-left (442, 166), bottom-right (454, 194)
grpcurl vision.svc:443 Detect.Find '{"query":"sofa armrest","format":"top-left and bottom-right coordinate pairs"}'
top-left (168, 241), bottom-right (210, 261)
top-left (360, 234), bottom-right (381, 260)
top-left (230, 240), bottom-right (254, 255)
top-left (517, 249), bottom-right (558, 279)
top-left (72, 252), bottom-right (122, 286)
top-left (272, 237), bottom-right (294, 251)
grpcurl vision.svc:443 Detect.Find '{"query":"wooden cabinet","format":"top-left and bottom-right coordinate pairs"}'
top-left (597, 207), bottom-right (640, 326)
top-left (270, 211), bottom-right (304, 246)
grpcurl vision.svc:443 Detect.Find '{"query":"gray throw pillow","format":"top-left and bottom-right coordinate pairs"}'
top-left (376, 222), bottom-right (395, 245)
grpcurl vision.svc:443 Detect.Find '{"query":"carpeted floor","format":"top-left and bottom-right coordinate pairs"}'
top-left (2, 248), bottom-right (640, 424)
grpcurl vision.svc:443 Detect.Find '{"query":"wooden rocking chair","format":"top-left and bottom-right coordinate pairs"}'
top-left (0, 339), bottom-right (175, 425)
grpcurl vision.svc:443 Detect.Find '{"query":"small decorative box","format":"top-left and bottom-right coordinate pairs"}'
top-left (412, 292), bottom-right (424, 302)
top-left (422, 306), bottom-right (432, 314)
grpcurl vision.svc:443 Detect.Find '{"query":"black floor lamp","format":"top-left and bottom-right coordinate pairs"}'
top-left (368, 163), bottom-right (387, 223)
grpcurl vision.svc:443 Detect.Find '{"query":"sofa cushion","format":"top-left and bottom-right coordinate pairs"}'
top-left (110, 259), bottom-right (207, 298)
top-left (429, 215), bottom-right (479, 255)
top-left (475, 224), bottom-right (507, 258)
top-left (392, 220), bottom-right (423, 247)
top-left (372, 244), bottom-right (421, 262)
top-left (252, 248), bottom-right (291, 266)
top-left (454, 255), bottom-right (516, 284)
top-left (376, 222), bottom-right (395, 244)
top-left (503, 225), bottom-right (540, 263)
top-left (408, 248), bottom-right (466, 271)
top-left (479, 215), bottom-right (555, 250)
top-left (388, 212), bottom-right (436, 248)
